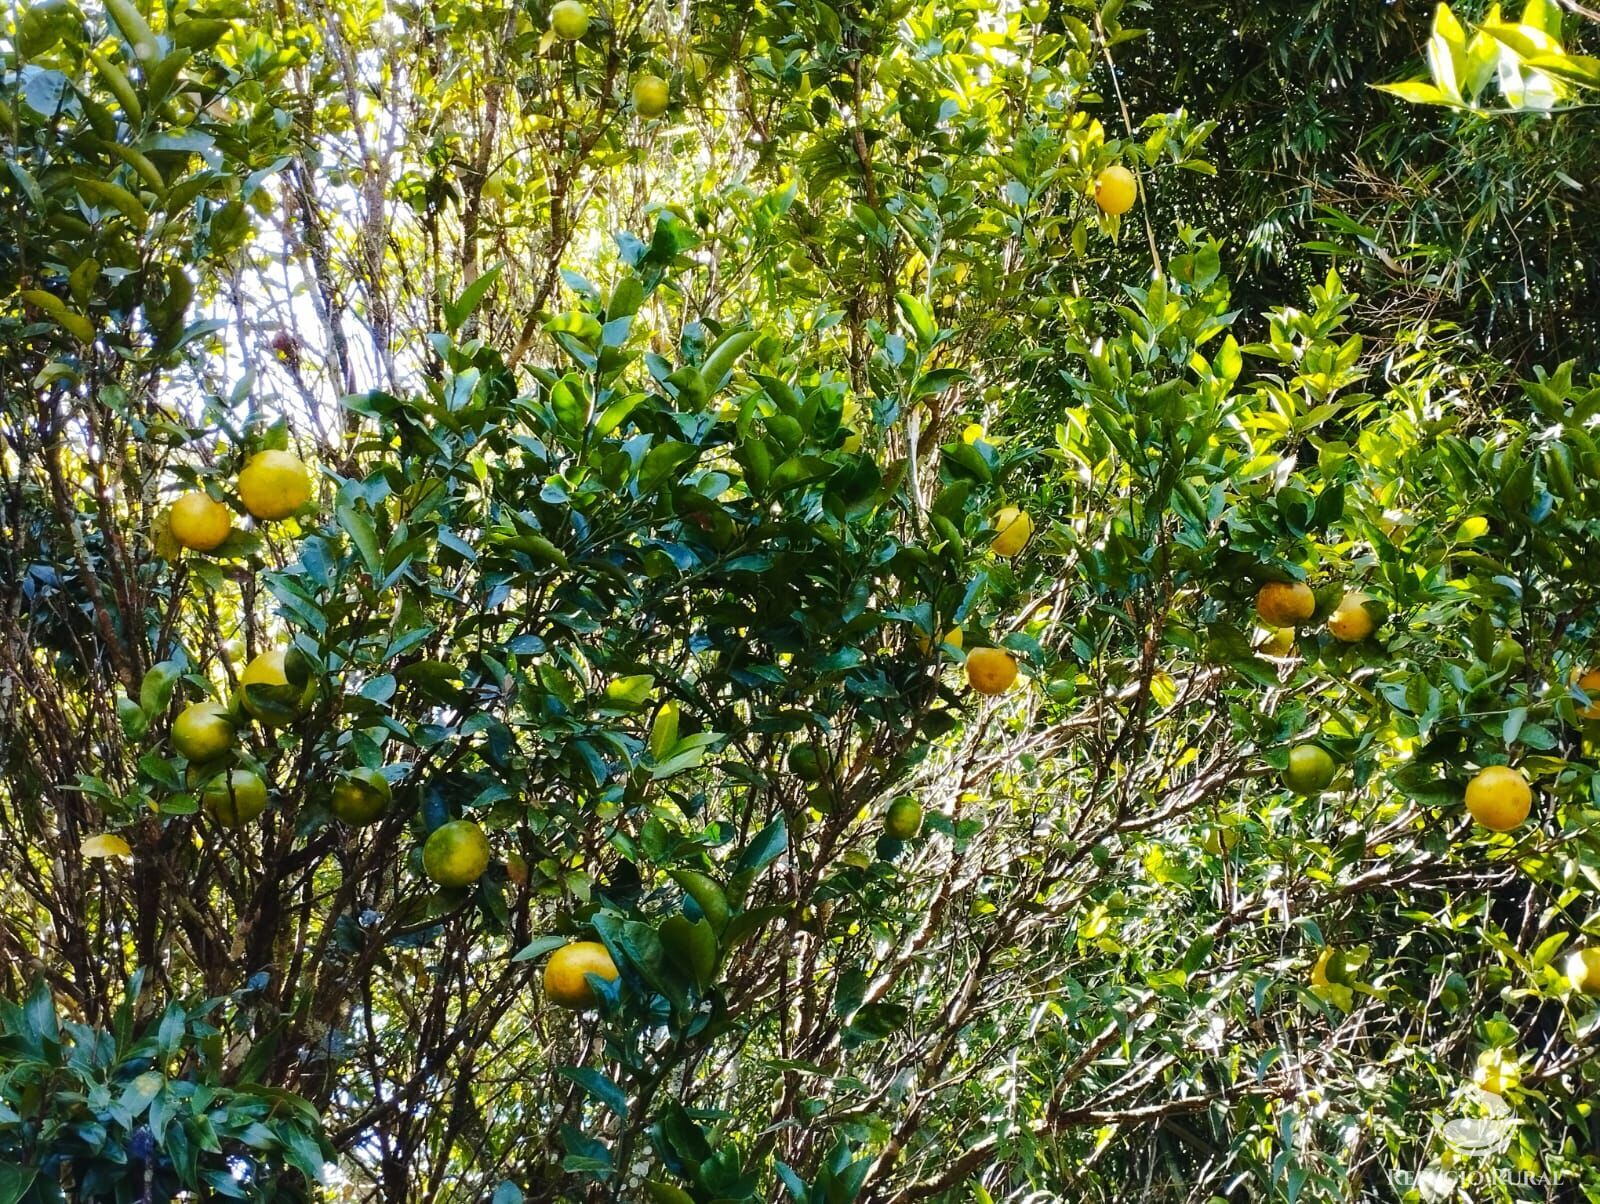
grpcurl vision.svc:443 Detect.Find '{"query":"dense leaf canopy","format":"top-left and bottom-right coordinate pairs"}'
top-left (4, 1), bottom-right (1600, 1202)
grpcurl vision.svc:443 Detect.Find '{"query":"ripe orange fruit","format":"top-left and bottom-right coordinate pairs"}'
top-left (171, 700), bottom-right (234, 762)
top-left (168, 491), bottom-right (232, 551)
top-left (544, 940), bottom-right (619, 1009)
top-left (1255, 581), bottom-right (1316, 627)
top-left (422, 819), bottom-right (491, 887)
top-left (201, 769), bottom-right (269, 827)
top-left (549, 0), bottom-right (589, 39)
top-left (1093, 165), bottom-right (1138, 215)
top-left (236, 450), bottom-right (311, 521)
top-left (1282, 744), bottom-right (1336, 795)
top-left (990, 506), bottom-right (1034, 557)
top-left (1577, 669), bottom-right (1600, 719)
top-left (330, 767), bottom-right (391, 825)
top-left (1326, 591), bottom-right (1375, 642)
top-left (632, 73), bottom-right (669, 117)
top-left (965, 647), bottom-right (1018, 695)
top-left (1465, 765), bottom-right (1531, 831)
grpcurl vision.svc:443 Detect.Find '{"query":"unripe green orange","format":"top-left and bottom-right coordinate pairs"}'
top-left (171, 701), bottom-right (234, 762)
top-left (884, 797), bottom-right (923, 840)
top-left (1282, 744), bottom-right (1336, 795)
top-left (632, 73), bottom-right (669, 117)
top-left (330, 767), bottom-right (392, 825)
top-left (423, 819), bottom-right (491, 887)
top-left (549, 0), bottom-right (589, 39)
top-left (201, 769), bottom-right (269, 827)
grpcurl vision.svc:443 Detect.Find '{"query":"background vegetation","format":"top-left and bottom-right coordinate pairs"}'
top-left (4, 0), bottom-right (1600, 1200)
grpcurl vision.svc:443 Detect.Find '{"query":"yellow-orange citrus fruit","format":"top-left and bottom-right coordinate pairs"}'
top-left (236, 450), bottom-right (311, 521)
top-left (1578, 669), bottom-right (1600, 719)
top-left (632, 73), bottom-right (669, 117)
top-left (168, 492), bottom-right (232, 551)
top-left (965, 647), bottom-right (1018, 695)
top-left (1326, 591), bottom-right (1375, 642)
top-left (238, 649), bottom-right (310, 725)
top-left (1200, 825), bottom-right (1240, 855)
top-left (1566, 947), bottom-right (1600, 995)
top-left (1255, 581), bottom-right (1316, 627)
top-left (549, 0), bottom-right (589, 39)
top-left (1259, 626), bottom-right (1295, 657)
top-left (201, 769), bottom-right (269, 827)
top-left (330, 767), bottom-right (391, 825)
top-left (422, 819), bottom-right (491, 887)
top-left (1093, 165), bottom-right (1138, 215)
top-left (171, 700), bottom-right (234, 762)
top-left (990, 506), bottom-right (1034, 557)
top-left (544, 940), bottom-right (619, 1009)
top-left (1465, 765), bottom-right (1532, 832)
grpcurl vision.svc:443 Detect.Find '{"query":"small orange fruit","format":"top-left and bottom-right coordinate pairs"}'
top-left (1465, 765), bottom-right (1532, 832)
top-left (1093, 165), bottom-right (1138, 215)
top-left (990, 506), bottom-right (1034, 557)
top-left (330, 767), bottom-right (391, 825)
top-left (1565, 947), bottom-right (1600, 995)
top-left (544, 940), bottom-right (619, 1009)
top-left (632, 73), bottom-right (669, 117)
top-left (236, 450), bottom-right (312, 521)
top-left (168, 491), bottom-right (232, 551)
top-left (201, 769), bottom-right (269, 827)
top-left (965, 647), bottom-right (1018, 695)
top-left (549, 0), bottom-right (589, 39)
top-left (1326, 591), bottom-right (1376, 642)
top-left (1255, 581), bottom-right (1316, 628)
top-left (171, 700), bottom-right (234, 762)
top-left (1577, 669), bottom-right (1600, 719)
top-left (422, 819), bottom-right (491, 887)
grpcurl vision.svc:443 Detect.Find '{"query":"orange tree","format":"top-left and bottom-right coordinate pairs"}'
top-left (7, 0), bottom-right (1600, 1202)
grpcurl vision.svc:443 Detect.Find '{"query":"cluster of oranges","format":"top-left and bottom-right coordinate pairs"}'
top-left (1248, 578), bottom-right (1587, 835)
top-left (165, 445), bottom-right (616, 1007)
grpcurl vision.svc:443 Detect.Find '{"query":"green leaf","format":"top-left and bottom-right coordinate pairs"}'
top-left (638, 441), bottom-right (699, 494)
top-left (442, 263), bottom-right (502, 333)
top-left (336, 502), bottom-right (382, 577)
top-left (0, 1167), bottom-right (38, 1204)
top-left (700, 329), bottom-right (761, 391)
top-left (734, 816), bottom-right (787, 876)
top-left (895, 291), bottom-right (937, 346)
top-left (511, 935), bottom-right (568, 963)
top-left (138, 659), bottom-right (180, 723)
top-left (1372, 80), bottom-right (1453, 105)
top-left (557, 1067), bottom-right (628, 1116)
